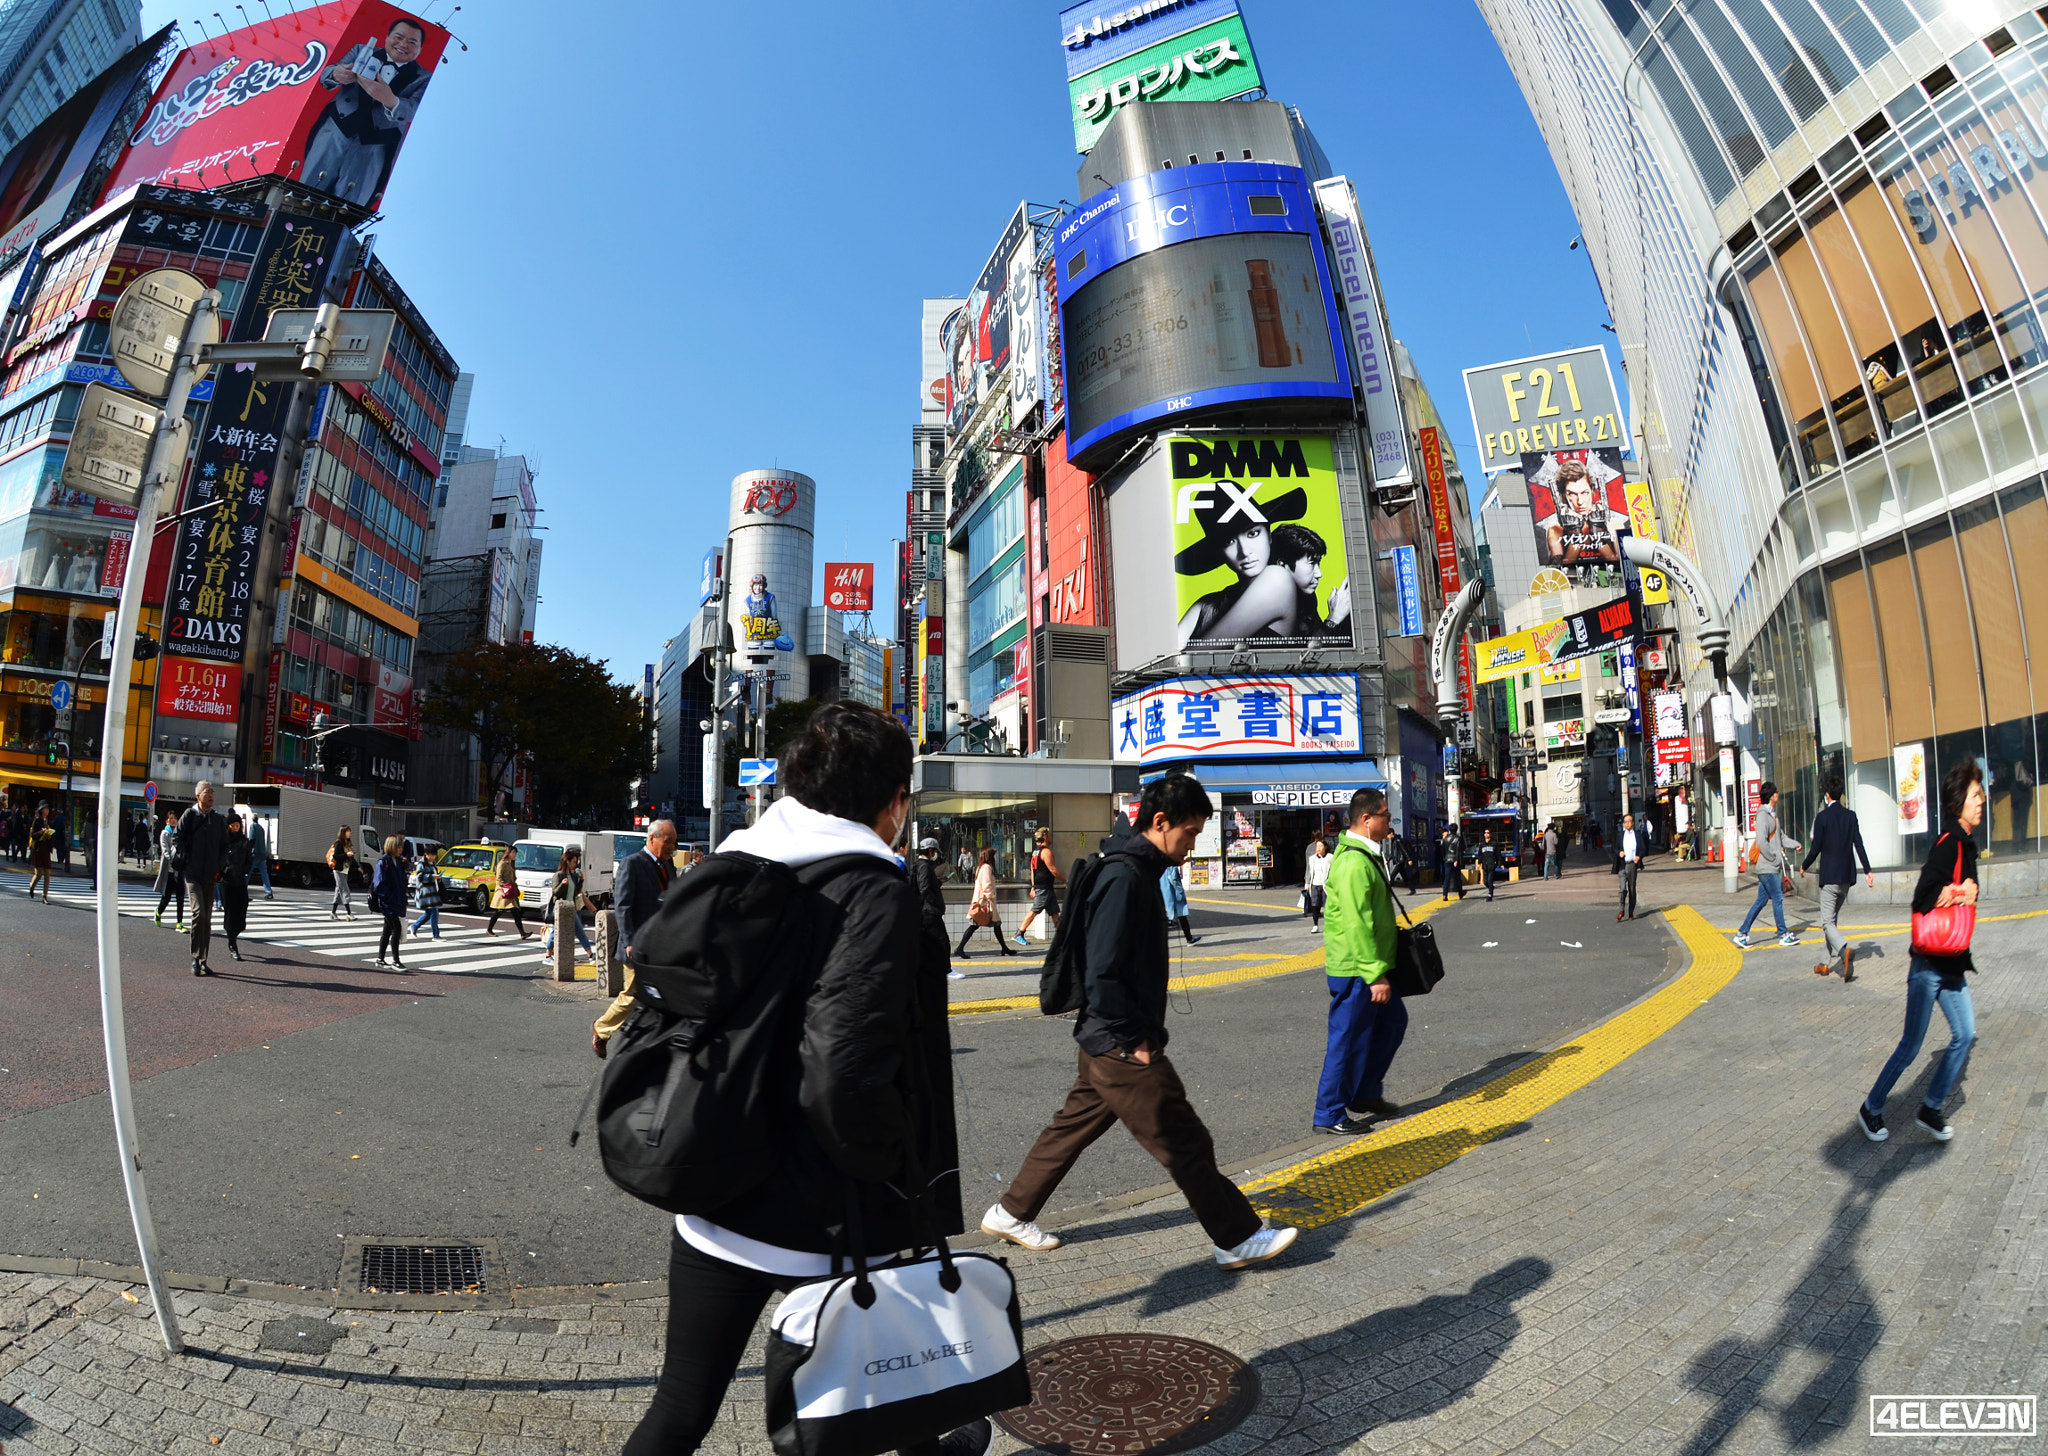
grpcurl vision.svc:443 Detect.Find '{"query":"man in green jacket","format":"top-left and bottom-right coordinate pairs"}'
top-left (1314, 786), bottom-right (1408, 1135)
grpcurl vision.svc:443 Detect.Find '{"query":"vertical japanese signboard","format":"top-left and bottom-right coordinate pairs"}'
top-left (164, 211), bottom-right (343, 663)
top-left (1418, 426), bottom-right (1472, 709)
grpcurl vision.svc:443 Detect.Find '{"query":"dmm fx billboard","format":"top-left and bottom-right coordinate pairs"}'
top-left (1057, 164), bottom-right (1350, 469)
top-left (1463, 345), bottom-right (1626, 477)
top-left (1113, 673), bottom-right (1363, 764)
top-left (1067, 10), bottom-right (1261, 153)
top-left (1472, 593), bottom-right (1643, 685)
top-left (100, 0), bottom-right (450, 211)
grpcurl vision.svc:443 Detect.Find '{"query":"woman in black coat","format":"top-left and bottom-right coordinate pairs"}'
top-left (218, 816), bottom-right (255, 962)
top-left (623, 703), bottom-right (969, 1456)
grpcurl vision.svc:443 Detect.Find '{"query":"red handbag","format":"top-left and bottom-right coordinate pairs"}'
top-left (1910, 833), bottom-right (1975, 956)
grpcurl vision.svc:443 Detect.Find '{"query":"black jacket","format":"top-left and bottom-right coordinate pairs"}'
top-left (1910, 826), bottom-right (1978, 981)
top-left (218, 834), bottom-right (255, 898)
top-left (175, 807), bottom-right (229, 883)
top-left (613, 848), bottom-right (671, 952)
top-left (907, 853), bottom-right (947, 939)
top-left (1803, 801), bottom-right (1871, 885)
top-left (706, 855), bottom-right (962, 1255)
top-left (1075, 830), bottom-right (1174, 1057)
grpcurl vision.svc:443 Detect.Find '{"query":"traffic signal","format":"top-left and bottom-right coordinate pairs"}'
top-left (132, 633), bottom-right (161, 661)
top-left (44, 741), bottom-right (66, 766)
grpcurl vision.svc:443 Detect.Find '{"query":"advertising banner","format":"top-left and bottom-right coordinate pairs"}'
top-left (1895, 742), bottom-right (1929, 833)
top-left (0, 30), bottom-right (167, 267)
top-left (1067, 12), bottom-right (1261, 152)
top-left (1007, 219), bottom-right (1049, 425)
top-left (1060, 0), bottom-right (1242, 77)
top-left (1543, 717), bottom-right (1587, 750)
top-left (102, 0), bottom-right (450, 210)
top-left (371, 662), bottom-right (411, 728)
top-left (166, 210), bottom-right (344, 663)
top-left (1522, 447), bottom-right (1627, 568)
top-left (1313, 176), bottom-right (1409, 487)
top-left (1169, 434), bottom-right (1351, 650)
top-left (1622, 479), bottom-right (1670, 604)
top-left (1463, 344), bottom-right (1626, 476)
top-left (1654, 690), bottom-right (1686, 740)
top-left (1620, 636), bottom-right (1641, 733)
top-left (1657, 736), bottom-right (1693, 764)
top-left (822, 562), bottom-right (873, 611)
top-left (1419, 426), bottom-right (1460, 593)
top-left (1392, 545), bottom-right (1422, 636)
top-left (154, 656), bottom-right (241, 722)
top-left (1540, 658), bottom-right (1579, 684)
top-left (1113, 673), bottom-right (1363, 763)
top-left (100, 530), bottom-right (132, 591)
top-left (1045, 432), bottom-right (1097, 625)
top-left (947, 204), bottom-right (1027, 435)
top-left (1472, 593), bottom-right (1644, 684)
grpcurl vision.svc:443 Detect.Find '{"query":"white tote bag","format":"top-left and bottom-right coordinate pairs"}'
top-left (764, 1245), bottom-right (1028, 1456)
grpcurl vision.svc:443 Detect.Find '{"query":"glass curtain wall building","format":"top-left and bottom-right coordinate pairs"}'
top-left (0, 0), bottom-right (139, 150)
top-left (1477, 0), bottom-right (2048, 869)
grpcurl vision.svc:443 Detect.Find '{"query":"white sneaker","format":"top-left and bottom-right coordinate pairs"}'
top-left (1778, 932), bottom-right (1801, 947)
top-left (981, 1202), bottom-right (1062, 1251)
top-left (1215, 1223), bottom-right (1298, 1269)
top-left (1732, 933), bottom-right (1750, 949)
top-left (946, 969), bottom-right (965, 980)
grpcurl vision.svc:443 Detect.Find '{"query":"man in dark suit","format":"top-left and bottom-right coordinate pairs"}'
top-left (908, 837), bottom-right (956, 981)
top-left (1803, 774), bottom-right (1873, 981)
top-left (593, 819), bottom-right (676, 1057)
top-left (176, 781), bottom-right (230, 976)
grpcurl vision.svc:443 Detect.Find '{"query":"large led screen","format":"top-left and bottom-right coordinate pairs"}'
top-left (1066, 232), bottom-right (1340, 456)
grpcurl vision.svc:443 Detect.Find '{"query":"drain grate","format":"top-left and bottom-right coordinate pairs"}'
top-left (995, 1333), bottom-right (1260, 1454)
top-left (341, 1238), bottom-right (498, 1296)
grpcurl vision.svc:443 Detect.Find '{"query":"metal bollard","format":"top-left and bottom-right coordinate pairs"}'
top-left (553, 901), bottom-right (577, 983)
top-left (596, 908), bottom-right (623, 996)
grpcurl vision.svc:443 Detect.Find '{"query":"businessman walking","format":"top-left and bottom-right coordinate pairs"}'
top-left (1804, 774), bottom-right (1873, 981)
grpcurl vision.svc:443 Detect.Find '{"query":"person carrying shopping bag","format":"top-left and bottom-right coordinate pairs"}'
top-left (1857, 761), bottom-right (1983, 1144)
top-left (542, 846), bottom-right (597, 966)
top-left (1733, 782), bottom-right (1802, 949)
top-left (954, 847), bottom-right (1015, 957)
top-left (485, 851), bottom-right (531, 938)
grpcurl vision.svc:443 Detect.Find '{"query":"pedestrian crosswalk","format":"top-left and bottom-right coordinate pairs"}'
top-left (0, 872), bottom-right (587, 977)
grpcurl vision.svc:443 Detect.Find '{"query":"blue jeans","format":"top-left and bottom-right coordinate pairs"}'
top-left (255, 857), bottom-right (272, 895)
top-left (546, 918), bottom-right (594, 958)
top-left (1864, 960), bottom-right (1976, 1113)
top-left (1314, 976), bottom-right (1409, 1125)
top-left (1738, 872), bottom-right (1786, 936)
top-left (410, 907), bottom-right (440, 938)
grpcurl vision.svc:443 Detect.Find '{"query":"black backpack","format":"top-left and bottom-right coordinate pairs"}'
top-left (569, 849), bottom-right (857, 1214)
top-left (1038, 852), bottom-right (1116, 1015)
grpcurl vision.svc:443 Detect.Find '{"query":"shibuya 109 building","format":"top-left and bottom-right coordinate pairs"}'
top-left (1480, 0), bottom-right (2048, 876)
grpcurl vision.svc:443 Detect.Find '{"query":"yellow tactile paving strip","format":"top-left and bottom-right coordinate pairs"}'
top-left (1239, 903), bottom-right (1739, 1231)
top-left (946, 894), bottom-right (1453, 1017)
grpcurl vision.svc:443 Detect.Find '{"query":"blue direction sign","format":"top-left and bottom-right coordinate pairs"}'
top-left (739, 758), bottom-right (777, 787)
top-left (47, 680), bottom-right (71, 712)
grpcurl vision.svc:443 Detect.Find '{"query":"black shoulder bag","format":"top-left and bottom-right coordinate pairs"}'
top-left (1346, 841), bottom-right (1445, 998)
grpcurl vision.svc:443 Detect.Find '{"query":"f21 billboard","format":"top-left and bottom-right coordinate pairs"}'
top-left (1056, 164), bottom-right (1351, 471)
top-left (100, 0), bottom-right (450, 211)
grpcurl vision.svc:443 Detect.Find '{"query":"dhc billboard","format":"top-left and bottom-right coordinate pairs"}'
top-left (1057, 162), bottom-right (1351, 470)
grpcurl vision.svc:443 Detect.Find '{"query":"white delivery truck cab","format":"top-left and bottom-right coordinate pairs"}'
top-left (228, 783), bottom-right (365, 888)
top-left (509, 829), bottom-right (638, 909)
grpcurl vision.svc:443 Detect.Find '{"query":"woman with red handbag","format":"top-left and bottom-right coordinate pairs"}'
top-left (1857, 761), bottom-right (1984, 1144)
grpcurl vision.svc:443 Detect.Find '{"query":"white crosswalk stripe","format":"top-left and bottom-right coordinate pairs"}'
top-left (0, 871), bottom-right (590, 976)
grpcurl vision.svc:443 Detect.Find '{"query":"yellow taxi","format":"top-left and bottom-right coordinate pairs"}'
top-left (435, 841), bottom-right (512, 913)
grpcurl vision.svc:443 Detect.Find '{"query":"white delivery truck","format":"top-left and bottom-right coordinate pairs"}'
top-left (507, 828), bottom-right (644, 909)
top-left (227, 783), bottom-right (365, 889)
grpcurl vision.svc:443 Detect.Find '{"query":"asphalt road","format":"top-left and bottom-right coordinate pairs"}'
top-left (0, 862), bottom-right (1679, 1288)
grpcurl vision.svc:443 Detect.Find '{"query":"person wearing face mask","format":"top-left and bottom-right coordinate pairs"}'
top-left (623, 702), bottom-right (979, 1456)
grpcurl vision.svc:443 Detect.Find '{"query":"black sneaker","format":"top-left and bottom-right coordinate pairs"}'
top-left (1313, 1116), bottom-right (1374, 1136)
top-left (1915, 1105), bottom-right (1953, 1141)
top-left (1857, 1104), bottom-right (1888, 1142)
top-left (936, 1418), bottom-right (993, 1456)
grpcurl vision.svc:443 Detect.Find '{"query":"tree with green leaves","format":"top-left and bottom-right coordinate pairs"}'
top-left (419, 642), bottom-right (646, 825)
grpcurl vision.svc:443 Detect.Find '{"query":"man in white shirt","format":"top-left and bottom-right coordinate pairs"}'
top-left (1615, 812), bottom-right (1642, 921)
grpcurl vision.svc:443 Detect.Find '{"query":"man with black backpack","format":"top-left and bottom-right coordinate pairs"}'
top-left (981, 774), bottom-right (1298, 1271)
top-left (613, 703), bottom-right (986, 1456)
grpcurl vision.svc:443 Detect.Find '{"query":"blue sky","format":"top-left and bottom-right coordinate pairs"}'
top-left (137, 0), bottom-right (1613, 682)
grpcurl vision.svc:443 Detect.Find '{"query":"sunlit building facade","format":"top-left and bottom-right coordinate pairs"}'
top-left (1480, 0), bottom-right (2048, 870)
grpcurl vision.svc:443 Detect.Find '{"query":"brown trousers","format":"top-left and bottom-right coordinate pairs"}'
top-left (1001, 1048), bottom-right (1262, 1250)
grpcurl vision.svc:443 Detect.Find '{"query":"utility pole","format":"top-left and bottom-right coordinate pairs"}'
top-left (706, 535), bottom-right (733, 851)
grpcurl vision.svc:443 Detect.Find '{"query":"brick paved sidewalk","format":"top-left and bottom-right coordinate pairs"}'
top-left (4, 896), bottom-right (2043, 1455)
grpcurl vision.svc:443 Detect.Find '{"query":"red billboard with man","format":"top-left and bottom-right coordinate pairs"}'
top-left (99, 0), bottom-right (448, 210)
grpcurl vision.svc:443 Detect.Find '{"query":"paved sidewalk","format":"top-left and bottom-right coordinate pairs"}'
top-left (4, 889), bottom-right (2043, 1454)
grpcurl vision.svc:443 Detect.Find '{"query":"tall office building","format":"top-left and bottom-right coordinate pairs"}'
top-left (1479, 0), bottom-right (2048, 870)
top-left (0, 0), bottom-right (139, 151)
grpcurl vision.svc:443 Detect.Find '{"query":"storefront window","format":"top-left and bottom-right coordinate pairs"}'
top-left (1, 601), bottom-right (105, 671)
top-left (911, 792), bottom-right (1046, 884)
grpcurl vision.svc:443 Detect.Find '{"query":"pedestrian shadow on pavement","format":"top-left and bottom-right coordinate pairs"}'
top-left (1673, 1085), bottom-right (1954, 1455)
top-left (1253, 1256), bottom-right (1555, 1438)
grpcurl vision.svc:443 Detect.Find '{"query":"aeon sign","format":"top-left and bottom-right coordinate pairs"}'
top-left (741, 478), bottom-right (799, 517)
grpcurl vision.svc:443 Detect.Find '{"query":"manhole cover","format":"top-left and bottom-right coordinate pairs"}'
top-left (344, 1238), bottom-right (495, 1295)
top-left (995, 1333), bottom-right (1260, 1454)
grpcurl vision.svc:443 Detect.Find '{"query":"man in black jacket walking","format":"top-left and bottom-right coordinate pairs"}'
top-left (176, 782), bottom-right (230, 976)
top-left (908, 837), bottom-right (957, 980)
top-left (1804, 773), bottom-right (1873, 981)
top-left (982, 774), bottom-right (1298, 1270)
top-left (592, 819), bottom-right (674, 1058)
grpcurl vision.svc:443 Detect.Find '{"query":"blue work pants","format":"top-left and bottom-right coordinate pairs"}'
top-left (1314, 976), bottom-right (1409, 1126)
